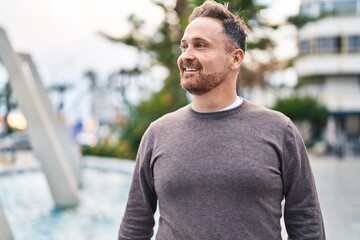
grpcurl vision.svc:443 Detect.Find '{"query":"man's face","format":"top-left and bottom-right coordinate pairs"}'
top-left (177, 17), bottom-right (233, 95)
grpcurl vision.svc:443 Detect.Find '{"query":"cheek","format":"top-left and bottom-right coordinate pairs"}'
top-left (201, 52), bottom-right (211, 59)
top-left (177, 57), bottom-right (182, 69)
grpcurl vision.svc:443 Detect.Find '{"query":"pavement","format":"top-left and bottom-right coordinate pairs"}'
top-left (1, 150), bottom-right (360, 239)
top-left (309, 154), bottom-right (360, 240)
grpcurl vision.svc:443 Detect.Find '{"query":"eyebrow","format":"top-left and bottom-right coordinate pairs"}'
top-left (180, 37), bottom-right (210, 44)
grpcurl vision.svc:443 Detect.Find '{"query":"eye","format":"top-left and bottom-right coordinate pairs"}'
top-left (179, 44), bottom-right (188, 52)
top-left (194, 42), bottom-right (206, 48)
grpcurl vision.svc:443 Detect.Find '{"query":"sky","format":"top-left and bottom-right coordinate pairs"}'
top-left (0, 0), bottom-right (301, 120)
top-left (0, 0), bottom-right (164, 84)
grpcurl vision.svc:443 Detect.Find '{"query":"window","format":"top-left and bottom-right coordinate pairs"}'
top-left (347, 36), bottom-right (360, 53)
top-left (332, 0), bottom-right (357, 16)
top-left (346, 115), bottom-right (360, 135)
top-left (300, 0), bottom-right (359, 18)
top-left (317, 37), bottom-right (341, 54)
top-left (300, 3), bottom-right (312, 16)
top-left (299, 36), bottom-right (360, 56)
top-left (299, 40), bottom-right (311, 55)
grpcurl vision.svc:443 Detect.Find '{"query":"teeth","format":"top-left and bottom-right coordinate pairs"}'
top-left (185, 68), bottom-right (198, 72)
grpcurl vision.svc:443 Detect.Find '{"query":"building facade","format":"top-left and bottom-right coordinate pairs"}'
top-left (295, 0), bottom-right (360, 156)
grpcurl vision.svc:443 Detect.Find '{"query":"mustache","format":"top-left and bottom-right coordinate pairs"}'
top-left (181, 59), bottom-right (202, 69)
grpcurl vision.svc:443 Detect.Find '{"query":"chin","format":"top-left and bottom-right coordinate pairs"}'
top-left (181, 84), bottom-right (209, 95)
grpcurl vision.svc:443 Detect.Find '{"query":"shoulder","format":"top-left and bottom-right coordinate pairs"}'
top-left (242, 99), bottom-right (290, 125)
top-left (239, 99), bottom-right (297, 143)
top-left (146, 104), bottom-right (192, 133)
top-left (243, 100), bottom-right (306, 145)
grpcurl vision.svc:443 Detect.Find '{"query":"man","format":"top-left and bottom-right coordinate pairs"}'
top-left (118, 1), bottom-right (325, 239)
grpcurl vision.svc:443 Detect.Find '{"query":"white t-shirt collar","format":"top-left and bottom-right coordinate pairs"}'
top-left (192, 96), bottom-right (243, 113)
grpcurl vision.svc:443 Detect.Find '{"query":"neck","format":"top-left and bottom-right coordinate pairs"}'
top-left (191, 85), bottom-right (238, 112)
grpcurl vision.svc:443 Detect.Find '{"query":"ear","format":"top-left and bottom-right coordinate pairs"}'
top-left (231, 49), bottom-right (244, 70)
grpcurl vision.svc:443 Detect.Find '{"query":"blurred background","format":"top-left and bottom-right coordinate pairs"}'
top-left (0, 0), bottom-right (360, 239)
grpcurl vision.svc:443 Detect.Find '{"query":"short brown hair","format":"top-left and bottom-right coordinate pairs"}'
top-left (189, 0), bottom-right (249, 52)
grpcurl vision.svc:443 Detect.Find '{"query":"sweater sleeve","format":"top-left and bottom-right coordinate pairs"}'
top-left (118, 128), bottom-right (158, 240)
top-left (281, 121), bottom-right (326, 240)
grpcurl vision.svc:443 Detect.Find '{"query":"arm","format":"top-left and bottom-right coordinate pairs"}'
top-left (118, 129), bottom-right (158, 240)
top-left (281, 121), bottom-right (326, 240)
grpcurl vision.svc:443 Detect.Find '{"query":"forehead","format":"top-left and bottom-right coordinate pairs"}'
top-left (181, 17), bottom-right (224, 42)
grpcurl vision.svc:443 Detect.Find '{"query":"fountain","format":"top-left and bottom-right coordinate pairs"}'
top-left (0, 27), bottom-right (81, 238)
top-left (0, 157), bottom-right (135, 239)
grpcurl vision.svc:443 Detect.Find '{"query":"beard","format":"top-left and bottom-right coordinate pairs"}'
top-left (180, 66), bottom-right (230, 95)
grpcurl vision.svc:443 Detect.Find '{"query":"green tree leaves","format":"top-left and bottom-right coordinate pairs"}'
top-left (272, 95), bottom-right (327, 145)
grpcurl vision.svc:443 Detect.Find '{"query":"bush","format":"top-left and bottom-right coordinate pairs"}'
top-left (272, 95), bottom-right (327, 145)
top-left (81, 140), bottom-right (135, 160)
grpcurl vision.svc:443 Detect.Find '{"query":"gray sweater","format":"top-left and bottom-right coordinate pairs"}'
top-left (119, 100), bottom-right (325, 240)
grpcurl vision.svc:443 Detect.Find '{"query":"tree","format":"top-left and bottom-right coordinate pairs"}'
top-left (272, 95), bottom-right (327, 145)
top-left (83, 70), bottom-right (100, 120)
top-left (100, 0), bottom-right (190, 158)
top-left (48, 83), bottom-right (72, 113)
top-left (0, 81), bottom-right (17, 135)
top-left (107, 68), bottom-right (141, 115)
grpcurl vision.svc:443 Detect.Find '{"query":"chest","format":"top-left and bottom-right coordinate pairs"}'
top-left (151, 125), bottom-right (283, 202)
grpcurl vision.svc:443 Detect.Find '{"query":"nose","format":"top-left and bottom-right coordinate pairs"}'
top-left (178, 48), bottom-right (195, 66)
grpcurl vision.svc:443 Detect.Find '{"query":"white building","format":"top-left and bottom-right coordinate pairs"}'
top-left (295, 0), bottom-right (360, 156)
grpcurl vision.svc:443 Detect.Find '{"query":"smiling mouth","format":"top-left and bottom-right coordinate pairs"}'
top-left (183, 67), bottom-right (200, 73)
top-left (185, 67), bottom-right (198, 72)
